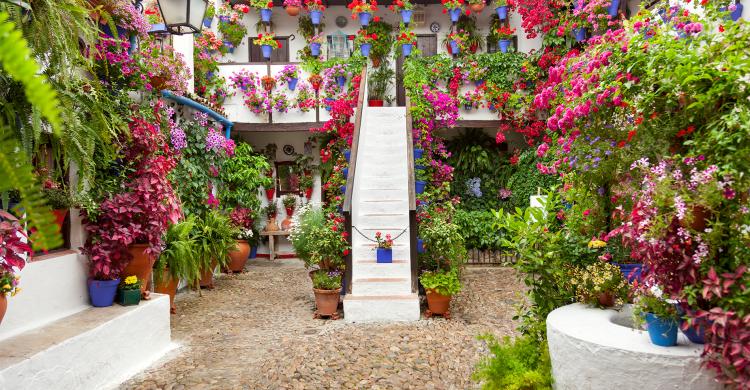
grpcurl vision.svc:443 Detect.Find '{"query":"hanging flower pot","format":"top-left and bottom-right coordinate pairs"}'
top-left (262, 75), bottom-right (276, 91)
top-left (202, 17), bottom-right (212, 28)
top-left (122, 244), bottom-right (156, 297)
top-left (261, 44), bottom-right (273, 59)
top-left (358, 12), bottom-right (371, 26)
top-left (469, 3), bottom-right (485, 12)
top-left (495, 5), bottom-right (508, 19)
top-left (310, 42), bottom-right (321, 57)
top-left (227, 240), bottom-right (251, 273)
top-left (360, 43), bottom-right (372, 56)
top-left (450, 40), bottom-right (460, 54)
top-left (265, 187), bottom-right (276, 201)
top-left (343, 167), bottom-right (349, 178)
top-left (88, 278), bottom-right (120, 307)
top-left (488, 103), bottom-right (497, 112)
top-left (645, 313), bottom-right (678, 346)
top-left (401, 9), bottom-right (413, 24)
top-left (336, 76), bottom-right (347, 87)
top-left (339, 185), bottom-right (346, 194)
top-left (473, 79), bottom-right (485, 87)
top-left (286, 5), bottom-right (301, 16)
top-left (463, 103), bottom-right (472, 110)
top-left (310, 10), bottom-right (323, 25)
top-left (608, 0), bottom-right (620, 17)
top-left (449, 8), bottom-right (462, 22)
top-left (309, 74), bottom-right (323, 90)
top-left (324, 97), bottom-right (335, 111)
top-left (344, 149), bottom-right (351, 161)
top-left (260, 8), bottom-right (273, 22)
top-left (417, 238), bottom-right (425, 253)
top-left (415, 180), bottom-right (427, 194)
top-left (288, 77), bottom-right (299, 91)
top-left (223, 40), bottom-right (235, 54)
top-left (376, 248), bottom-right (393, 263)
top-left (413, 148), bottom-right (424, 159)
top-left (498, 39), bottom-right (511, 53)
top-left (402, 43), bottom-right (413, 57)
top-left (574, 27), bottom-right (587, 42)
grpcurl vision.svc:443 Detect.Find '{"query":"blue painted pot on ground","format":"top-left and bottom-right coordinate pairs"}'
top-left (310, 10), bottom-right (322, 25)
top-left (402, 44), bottom-right (413, 57)
top-left (202, 17), bottom-right (212, 28)
top-left (450, 40), bottom-right (460, 54)
top-left (88, 278), bottom-right (121, 307)
top-left (310, 42), bottom-right (321, 57)
top-left (496, 5), bottom-right (508, 20)
top-left (413, 148), bottom-right (424, 159)
top-left (449, 8), bottom-right (461, 22)
top-left (613, 262), bottom-right (643, 283)
top-left (223, 41), bottom-right (234, 53)
top-left (608, 0), bottom-right (620, 16)
top-left (401, 9), bottom-right (413, 24)
top-left (261, 8), bottom-right (273, 22)
top-left (376, 248), bottom-right (393, 263)
top-left (360, 43), bottom-right (372, 57)
top-left (340, 185), bottom-right (346, 193)
top-left (344, 149), bottom-right (351, 161)
top-left (343, 167), bottom-right (349, 178)
top-left (417, 238), bottom-right (425, 254)
top-left (574, 28), bottom-right (587, 42)
top-left (415, 180), bottom-right (427, 194)
top-left (358, 12), bottom-right (371, 26)
top-left (261, 44), bottom-right (273, 59)
top-left (288, 77), bottom-right (298, 91)
top-left (498, 39), bottom-right (511, 53)
top-left (250, 246), bottom-right (258, 259)
top-left (645, 313), bottom-right (678, 346)
top-left (336, 76), bottom-right (347, 87)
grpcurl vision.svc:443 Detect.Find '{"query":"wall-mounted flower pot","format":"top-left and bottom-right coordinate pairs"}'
top-left (402, 43), bottom-right (413, 57)
top-left (117, 288), bottom-right (141, 306)
top-left (496, 5), bottom-right (508, 19)
top-left (574, 28), bottom-right (587, 42)
top-left (123, 243), bottom-right (156, 296)
top-left (310, 10), bottom-right (322, 25)
top-left (401, 9), bottom-right (413, 24)
top-left (415, 180), bottom-right (427, 194)
top-left (202, 17), bottom-right (212, 28)
top-left (469, 3), bottom-right (485, 12)
top-left (368, 99), bottom-right (384, 107)
top-left (288, 77), bottom-right (298, 91)
top-left (340, 185), bottom-right (346, 193)
top-left (310, 42), bottom-right (321, 57)
top-left (498, 39), bottom-right (511, 53)
top-left (344, 149), bottom-right (351, 162)
top-left (260, 8), bottom-right (273, 22)
top-left (285, 5), bottom-right (301, 16)
top-left (608, 0), bottom-right (620, 17)
top-left (261, 44), bottom-right (272, 60)
top-left (488, 103), bottom-right (497, 112)
top-left (449, 40), bottom-right (460, 54)
top-left (336, 76), bottom-right (347, 87)
top-left (413, 148), bottom-right (424, 159)
top-left (415, 164), bottom-right (426, 170)
top-left (358, 12), bottom-right (371, 26)
top-left (360, 43), bottom-right (371, 56)
top-left (463, 103), bottom-right (472, 110)
top-left (223, 40), bottom-right (235, 53)
top-left (449, 8), bottom-right (462, 22)
top-left (376, 248), bottom-right (393, 263)
top-left (324, 98), bottom-right (334, 111)
top-left (228, 240), bottom-right (251, 273)
top-left (645, 313), bottom-right (678, 346)
top-left (343, 167), bottom-right (349, 177)
top-left (88, 278), bottom-right (120, 307)
top-left (265, 188), bottom-right (275, 201)
top-left (417, 238), bottom-right (425, 253)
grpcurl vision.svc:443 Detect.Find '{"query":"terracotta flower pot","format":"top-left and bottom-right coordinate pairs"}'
top-left (285, 5), bottom-right (301, 16)
top-left (200, 260), bottom-right (218, 289)
top-left (469, 3), bottom-right (486, 12)
top-left (305, 187), bottom-right (313, 199)
top-left (313, 288), bottom-right (341, 318)
top-left (266, 217), bottom-right (279, 232)
top-left (122, 244), bottom-right (155, 296)
top-left (425, 289), bottom-right (452, 318)
top-left (687, 205), bottom-right (711, 232)
top-left (597, 291), bottom-right (615, 307)
top-left (0, 294), bottom-right (7, 325)
top-left (371, 57), bottom-right (382, 67)
top-left (227, 240), bottom-right (250, 273)
top-left (52, 209), bottom-right (68, 232)
top-left (154, 273), bottom-right (178, 314)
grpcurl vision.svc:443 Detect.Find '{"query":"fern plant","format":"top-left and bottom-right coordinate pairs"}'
top-left (192, 210), bottom-right (239, 278)
top-left (154, 217), bottom-right (201, 286)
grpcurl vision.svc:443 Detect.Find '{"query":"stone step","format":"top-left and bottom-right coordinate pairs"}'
top-left (343, 293), bottom-right (420, 322)
top-left (354, 214), bottom-right (409, 227)
top-left (352, 259), bottom-right (410, 279)
top-left (357, 200), bottom-right (409, 214)
top-left (351, 277), bottom-right (412, 296)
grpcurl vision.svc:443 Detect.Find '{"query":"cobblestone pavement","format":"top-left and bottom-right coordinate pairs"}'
top-left (121, 259), bottom-right (524, 390)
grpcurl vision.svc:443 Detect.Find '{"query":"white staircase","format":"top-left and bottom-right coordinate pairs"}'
top-left (343, 107), bottom-right (420, 322)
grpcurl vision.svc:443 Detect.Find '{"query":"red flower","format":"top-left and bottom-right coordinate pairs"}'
top-left (343, 249), bottom-right (350, 256)
top-left (719, 24), bottom-right (725, 32)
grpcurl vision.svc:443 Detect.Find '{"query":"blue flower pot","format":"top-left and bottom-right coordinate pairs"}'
top-left (88, 278), bottom-right (121, 307)
top-left (681, 319), bottom-right (707, 344)
top-left (401, 9), bottom-right (413, 24)
top-left (219, 15), bottom-right (230, 23)
top-left (376, 248), bottom-right (393, 263)
top-left (360, 43), bottom-right (372, 56)
top-left (415, 180), bottom-right (427, 194)
top-left (358, 12), bottom-right (371, 26)
top-left (415, 164), bottom-right (426, 170)
top-left (310, 42), bottom-right (321, 57)
top-left (250, 246), bottom-right (258, 259)
top-left (310, 10), bottom-right (322, 25)
top-left (449, 8), bottom-right (461, 22)
top-left (206, 71), bottom-right (214, 79)
top-left (260, 8), bottom-right (273, 22)
top-left (344, 149), bottom-right (351, 162)
top-left (489, 103), bottom-right (497, 112)
top-left (645, 313), bottom-right (678, 347)
top-left (413, 148), bottom-right (424, 159)
top-left (450, 40), bottom-right (460, 54)
top-left (613, 262), bottom-right (643, 283)
top-left (202, 17), bottom-right (212, 28)
top-left (402, 43), bottom-right (413, 57)
top-left (731, 2), bottom-right (743, 21)
top-left (340, 185), bottom-right (346, 193)
top-left (498, 39), bottom-right (511, 53)
top-left (574, 27), bottom-right (587, 42)
top-left (223, 40), bottom-right (235, 54)
top-left (474, 79), bottom-right (485, 87)
top-left (343, 167), bottom-right (349, 178)
top-left (288, 77), bottom-right (298, 91)
top-left (417, 238), bottom-right (425, 254)
top-left (496, 5), bottom-right (508, 20)
top-left (261, 44), bottom-right (273, 59)
top-left (336, 76), bottom-right (346, 87)
top-left (608, 0), bottom-right (620, 17)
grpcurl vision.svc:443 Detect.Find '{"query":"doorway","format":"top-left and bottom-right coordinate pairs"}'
top-left (396, 34), bottom-right (437, 106)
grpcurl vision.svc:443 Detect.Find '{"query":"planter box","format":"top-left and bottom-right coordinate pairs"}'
top-left (117, 289), bottom-right (141, 306)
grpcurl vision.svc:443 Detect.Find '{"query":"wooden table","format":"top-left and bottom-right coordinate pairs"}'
top-left (260, 230), bottom-right (290, 260)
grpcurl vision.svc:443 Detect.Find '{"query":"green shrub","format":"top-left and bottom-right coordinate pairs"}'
top-left (454, 209), bottom-right (504, 251)
top-left (506, 149), bottom-right (559, 211)
top-left (419, 267), bottom-right (462, 296)
top-left (473, 334), bottom-right (552, 390)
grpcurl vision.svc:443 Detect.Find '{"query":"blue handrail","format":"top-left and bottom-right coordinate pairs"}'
top-left (161, 90), bottom-right (234, 138)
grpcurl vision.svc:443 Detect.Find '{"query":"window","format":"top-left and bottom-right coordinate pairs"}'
top-left (326, 32), bottom-right (353, 59)
top-left (248, 37), bottom-right (290, 62)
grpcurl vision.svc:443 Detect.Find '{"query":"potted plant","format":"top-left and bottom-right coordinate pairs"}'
top-left (396, 29), bottom-right (417, 57)
top-left (116, 275), bottom-right (141, 306)
top-left (300, 174), bottom-right (315, 199)
top-left (367, 65), bottom-right (394, 106)
top-left (138, 41), bottom-right (191, 93)
top-left (374, 231), bottom-right (393, 263)
top-left (308, 34), bottom-right (324, 57)
top-left (283, 0), bottom-right (303, 15)
top-left (41, 178), bottom-right (70, 237)
top-left (217, 6), bottom-right (247, 53)
top-left (0, 211), bottom-right (29, 324)
top-left (446, 30), bottom-right (468, 55)
top-left (276, 64), bottom-right (300, 91)
top-left (194, 210), bottom-right (239, 289)
top-left (348, 0), bottom-right (378, 26)
top-left (254, 33), bottom-right (281, 60)
top-left (261, 75), bottom-right (277, 91)
top-left (420, 267), bottom-right (461, 318)
top-left (495, 0), bottom-right (511, 20)
top-left (304, 0), bottom-right (326, 25)
top-left (227, 207), bottom-right (255, 273)
top-left (250, 0), bottom-right (274, 22)
top-left (309, 72), bottom-right (323, 90)
top-left (311, 269), bottom-right (342, 319)
top-left (415, 169), bottom-right (428, 194)
top-left (494, 25), bottom-right (515, 53)
top-left (388, 0), bottom-right (415, 24)
top-left (282, 195), bottom-right (297, 230)
top-left (441, 0), bottom-right (465, 22)
top-left (154, 219), bottom-right (200, 314)
top-left (633, 288), bottom-right (680, 347)
top-left (570, 262), bottom-right (629, 308)
top-left (265, 202), bottom-right (279, 231)
top-left (203, 3), bottom-right (215, 27)
top-left (364, 21), bottom-right (394, 67)
top-left (354, 29), bottom-right (377, 57)
top-left (419, 212), bottom-right (466, 319)
top-left (467, 0), bottom-right (486, 13)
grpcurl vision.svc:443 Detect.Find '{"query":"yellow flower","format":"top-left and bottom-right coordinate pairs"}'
top-left (124, 276), bottom-right (138, 285)
top-left (588, 239), bottom-right (607, 249)
top-left (2, 284), bottom-right (10, 290)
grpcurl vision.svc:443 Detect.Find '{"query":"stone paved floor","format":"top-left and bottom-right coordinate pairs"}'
top-left (121, 259), bottom-right (524, 390)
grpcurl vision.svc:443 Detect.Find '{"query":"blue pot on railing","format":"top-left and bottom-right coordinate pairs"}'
top-left (415, 180), bottom-right (427, 194)
top-left (463, 103), bottom-right (472, 111)
top-left (250, 246), bottom-right (258, 259)
top-left (417, 238), bottom-right (425, 253)
top-left (261, 44), bottom-right (273, 59)
top-left (288, 77), bottom-right (299, 91)
top-left (496, 5), bottom-right (508, 20)
top-left (344, 149), bottom-right (351, 161)
top-left (310, 42), bottom-right (321, 57)
top-left (450, 40), bottom-right (460, 54)
top-left (88, 278), bottom-right (120, 307)
top-left (402, 43), bottom-right (413, 57)
top-left (261, 8), bottom-right (273, 22)
top-left (360, 43), bottom-right (372, 57)
top-left (608, 0), bottom-right (620, 17)
top-left (449, 8), bottom-right (462, 22)
top-left (413, 148), bottom-right (424, 159)
top-left (415, 163), bottom-right (425, 170)
top-left (343, 167), bottom-right (349, 178)
top-left (340, 185), bottom-right (346, 193)
top-left (376, 248), bottom-right (393, 263)
top-left (310, 10), bottom-right (323, 25)
top-left (645, 313), bottom-right (678, 346)
top-left (498, 39), bottom-right (511, 53)
top-left (359, 12), bottom-right (371, 26)
top-left (223, 40), bottom-right (234, 54)
top-left (401, 9), bottom-right (413, 24)
top-left (336, 76), bottom-right (347, 87)
top-left (574, 28), bottom-right (587, 42)
top-left (202, 17), bottom-right (212, 28)
top-left (613, 262), bottom-right (643, 283)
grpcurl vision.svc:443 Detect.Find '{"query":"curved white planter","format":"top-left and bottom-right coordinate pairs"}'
top-left (547, 303), bottom-right (721, 390)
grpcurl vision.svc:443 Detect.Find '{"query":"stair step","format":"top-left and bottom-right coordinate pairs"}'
top-left (343, 293), bottom-right (420, 322)
top-left (351, 277), bottom-right (412, 296)
top-left (352, 260), bottom-right (410, 279)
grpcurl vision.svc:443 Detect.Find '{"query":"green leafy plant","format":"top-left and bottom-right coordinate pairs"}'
top-left (472, 334), bottom-right (552, 390)
top-left (289, 204), bottom-right (348, 270)
top-left (364, 20), bottom-right (393, 64)
top-left (192, 210), bottom-right (239, 276)
top-left (367, 64), bottom-right (394, 103)
top-left (219, 142), bottom-right (270, 212)
top-left (632, 289), bottom-right (679, 328)
top-left (282, 195), bottom-right (297, 209)
top-left (311, 269), bottom-right (342, 290)
top-left (420, 267), bottom-right (462, 296)
top-left (454, 209), bottom-right (505, 251)
top-left (154, 218), bottom-right (201, 286)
